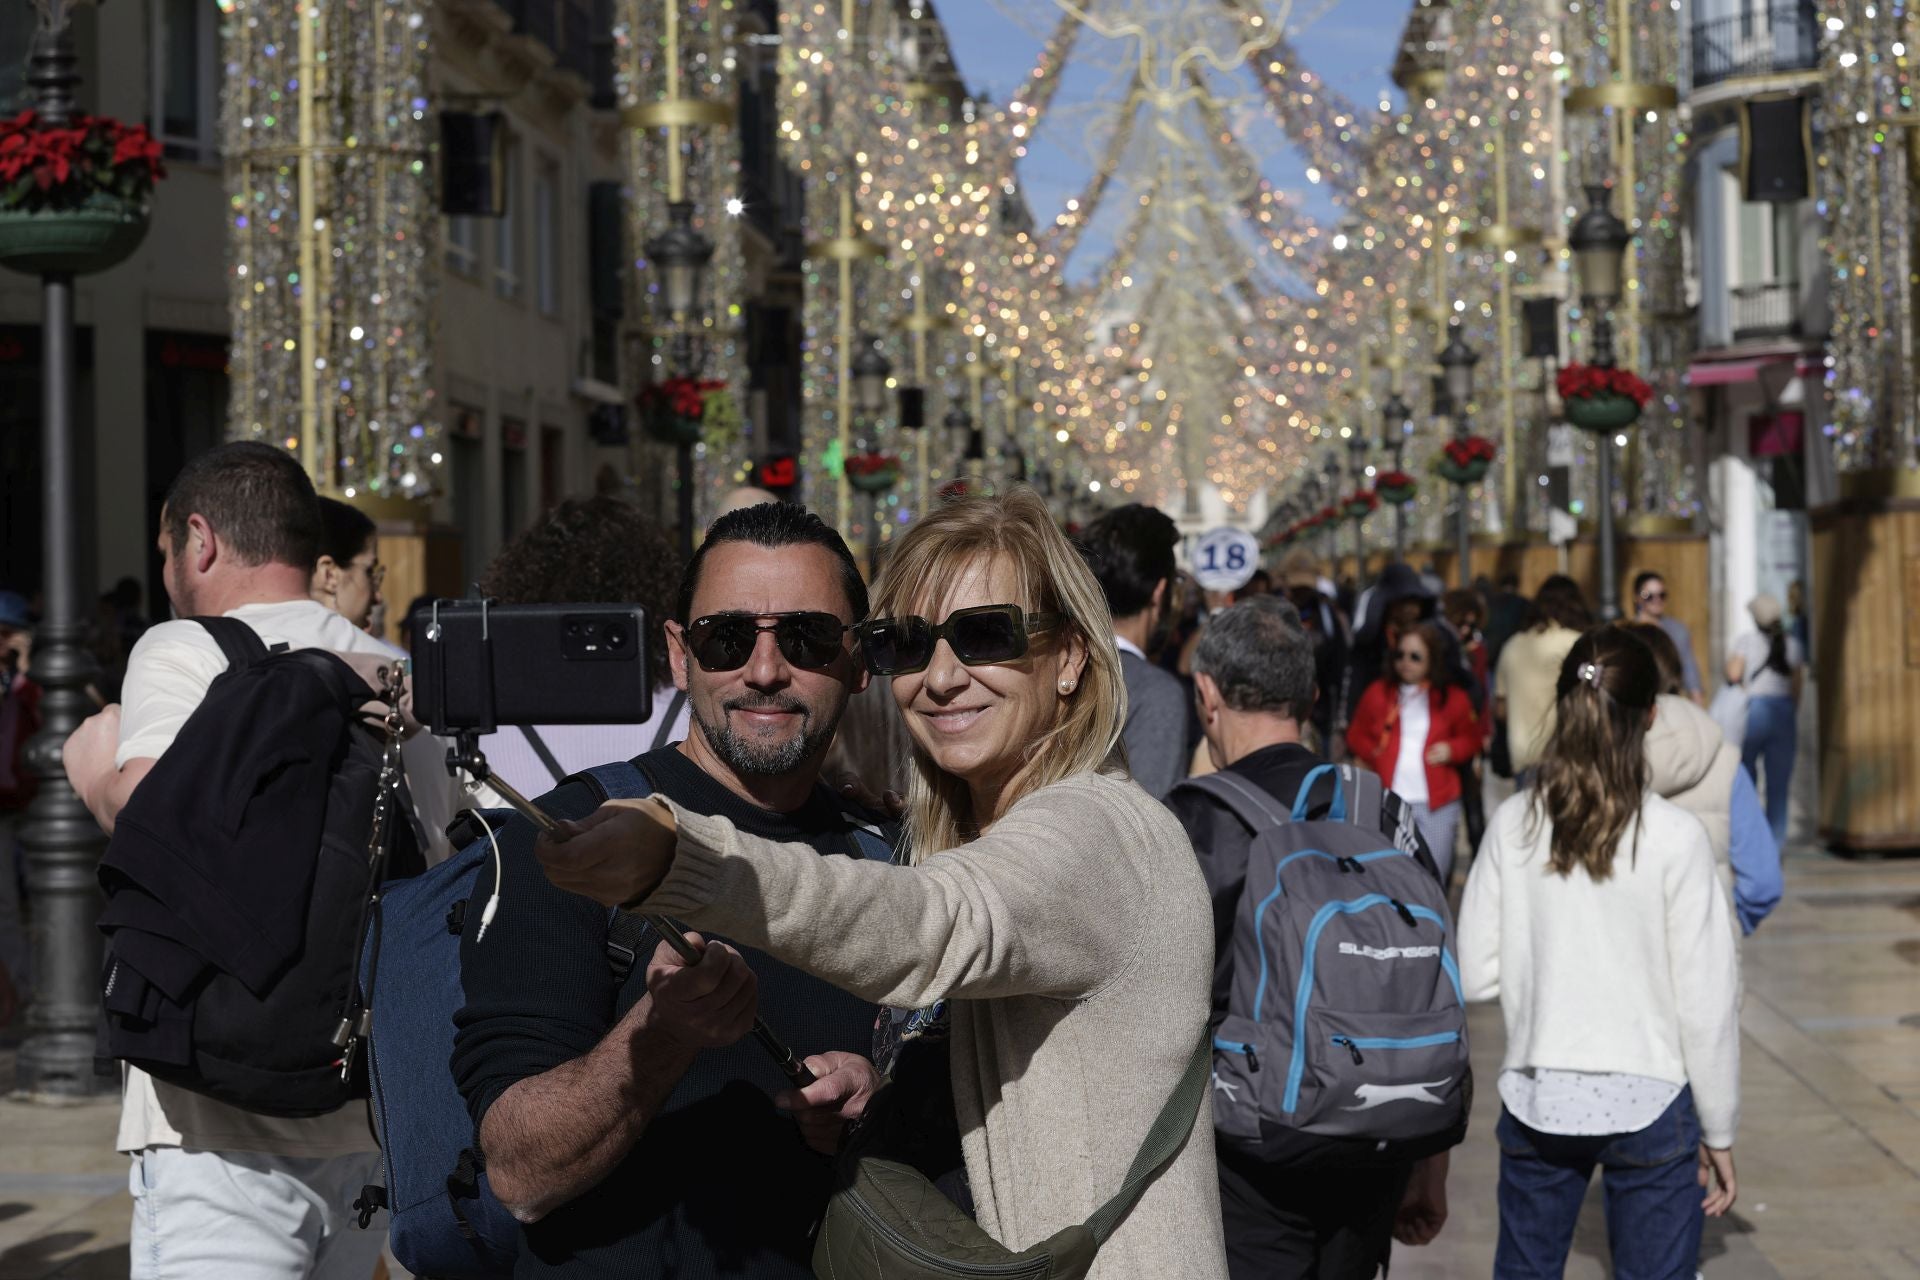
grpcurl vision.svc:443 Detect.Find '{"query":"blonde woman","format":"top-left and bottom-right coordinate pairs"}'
top-left (537, 488), bottom-right (1227, 1280)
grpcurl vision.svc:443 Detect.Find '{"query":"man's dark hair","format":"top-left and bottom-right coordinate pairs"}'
top-left (481, 496), bottom-right (684, 689)
top-left (162, 441), bottom-right (321, 572)
top-left (316, 497), bottom-right (377, 567)
top-left (1528, 573), bottom-right (1594, 633)
top-left (1192, 596), bottom-right (1315, 722)
top-left (1631, 570), bottom-right (1664, 599)
top-left (676, 502), bottom-right (868, 624)
top-left (1073, 503), bottom-right (1179, 617)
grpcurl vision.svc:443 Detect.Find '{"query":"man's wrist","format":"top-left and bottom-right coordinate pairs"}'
top-left (626, 993), bottom-right (707, 1066)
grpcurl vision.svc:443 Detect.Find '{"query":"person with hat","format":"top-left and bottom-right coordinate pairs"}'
top-left (1279, 550), bottom-right (1350, 755)
top-left (0, 589), bottom-right (38, 1024)
top-left (1725, 593), bottom-right (1806, 845)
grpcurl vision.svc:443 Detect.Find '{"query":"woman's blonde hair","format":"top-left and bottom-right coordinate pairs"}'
top-left (870, 486), bottom-right (1125, 859)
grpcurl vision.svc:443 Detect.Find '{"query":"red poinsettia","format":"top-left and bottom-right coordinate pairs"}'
top-left (638, 376), bottom-right (725, 421)
top-left (844, 451), bottom-right (901, 477)
top-left (0, 110), bottom-right (166, 211)
top-left (1442, 435), bottom-right (1497, 468)
top-left (1374, 469), bottom-right (1417, 491)
top-left (1556, 362), bottom-right (1655, 407)
top-left (1345, 489), bottom-right (1380, 515)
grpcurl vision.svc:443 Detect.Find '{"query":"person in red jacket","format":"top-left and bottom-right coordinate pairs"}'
top-left (1347, 621), bottom-right (1479, 885)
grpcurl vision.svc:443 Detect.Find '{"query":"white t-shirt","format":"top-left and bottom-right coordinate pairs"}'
top-left (113, 597), bottom-right (466, 1157)
top-left (1729, 630), bottom-right (1804, 701)
top-left (1390, 684), bottom-right (1430, 805)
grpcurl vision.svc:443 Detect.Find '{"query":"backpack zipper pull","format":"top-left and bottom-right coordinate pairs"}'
top-left (1333, 1036), bottom-right (1365, 1065)
top-left (1244, 1043), bottom-right (1261, 1073)
top-left (1341, 856), bottom-right (1363, 874)
top-left (1391, 899), bottom-right (1418, 928)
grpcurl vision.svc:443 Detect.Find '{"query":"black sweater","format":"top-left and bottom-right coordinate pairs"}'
top-left (451, 747), bottom-right (893, 1278)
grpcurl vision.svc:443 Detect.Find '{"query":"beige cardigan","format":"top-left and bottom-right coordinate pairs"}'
top-left (645, 769), bottom-right (1229, 1280)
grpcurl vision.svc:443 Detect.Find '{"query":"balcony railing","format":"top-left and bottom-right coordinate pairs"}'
top-left (1691, 2), bottom-right (1821, 89)
top-left (1729, 280), bottom-right (1800, 342)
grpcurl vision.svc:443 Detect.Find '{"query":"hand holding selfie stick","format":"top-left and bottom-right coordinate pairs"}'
top-left (425, 599), bottom-right (815, 1089)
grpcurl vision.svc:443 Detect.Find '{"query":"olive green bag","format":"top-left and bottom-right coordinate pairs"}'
top-left (812, 1036), bottom-right (1211, 1280)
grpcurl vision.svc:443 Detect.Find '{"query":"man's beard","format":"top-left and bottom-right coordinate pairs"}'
top-left (693, 689), bottom-right (842, 778)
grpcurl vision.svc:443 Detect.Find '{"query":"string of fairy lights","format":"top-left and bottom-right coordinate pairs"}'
top-left (213, 0), bottom-right (1906, 535)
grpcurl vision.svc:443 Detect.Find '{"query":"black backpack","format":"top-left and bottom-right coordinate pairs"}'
top-left (97, 617), bottom-right (422, 1117)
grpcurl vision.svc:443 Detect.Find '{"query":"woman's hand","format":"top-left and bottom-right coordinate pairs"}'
top-left (1425, 742), bottom-right (1454, 765)
top-left (1698, 1144), bottom-right (1737, 1217)
top-left (535, 798), bottom-right (679, 909)
top-left (774, 1051), bottom-right (882, 1155)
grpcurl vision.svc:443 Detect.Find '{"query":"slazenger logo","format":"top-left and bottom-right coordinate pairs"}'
top-left (1341, 1080), bottom-right (1452, 1111)
top-left (1338, 942), bottom-right (1440, 960)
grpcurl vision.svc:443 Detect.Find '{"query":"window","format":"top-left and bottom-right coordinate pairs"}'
top-left (152, 0), bottom-right (220, 161)
top-left (495, 141), bottom-right (521, 300)
top-left (446, 214), bottom-right (480, 276)
top-left (534, 160), bottom-right (559, 316)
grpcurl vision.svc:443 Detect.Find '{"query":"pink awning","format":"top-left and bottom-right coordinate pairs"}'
top-left (1684, 355), bottom-right (1790, 388)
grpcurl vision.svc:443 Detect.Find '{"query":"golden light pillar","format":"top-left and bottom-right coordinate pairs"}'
top-left (1460, 121), bottom-right (1543, 526)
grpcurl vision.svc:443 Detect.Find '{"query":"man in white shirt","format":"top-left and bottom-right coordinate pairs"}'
top-left (63, 442), bottom-right (442, 1280)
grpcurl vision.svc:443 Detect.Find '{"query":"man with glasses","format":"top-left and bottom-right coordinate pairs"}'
top-left (1632, 571), bottom-right (1703, 703)
top-left (450, 502), bottom-right (893, 1278)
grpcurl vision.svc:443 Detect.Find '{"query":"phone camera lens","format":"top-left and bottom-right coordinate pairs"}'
top-left (566, 622), bottom-right (583, 638)
top-left (604, 626), bottom-right (627, 649)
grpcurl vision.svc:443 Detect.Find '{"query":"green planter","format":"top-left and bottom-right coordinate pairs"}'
top-left (1376, 484), bottom-right (1418, 505)
top-left (1564, 391), bottom-right (1642, 433)
top-left (0, 196), bottom-right (149, 276)
top-left (847, 465), bottom-right (899, 494)
top-left (1436, 458), bottom-right (1491, 486)
top-left (643, 408), bottom-right (705, 447)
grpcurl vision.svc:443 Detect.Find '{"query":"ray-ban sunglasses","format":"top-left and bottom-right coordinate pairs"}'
top-left (854, 604), bottom-right (1063, 677)
top-left (681, 611), bottom-right (851, 672)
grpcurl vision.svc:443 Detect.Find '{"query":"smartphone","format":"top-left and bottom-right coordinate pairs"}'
top-left (410, 600), bottom-right (652, 732)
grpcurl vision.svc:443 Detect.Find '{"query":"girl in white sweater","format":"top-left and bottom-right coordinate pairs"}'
top-left (1459, 626), bottom-right (1740, 1279)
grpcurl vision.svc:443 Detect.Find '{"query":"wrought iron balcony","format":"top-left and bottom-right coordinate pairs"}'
top-left (1691, 2), bottom-right (1821, 90)
top-left (1729, 280), bottom-right (1801, 342)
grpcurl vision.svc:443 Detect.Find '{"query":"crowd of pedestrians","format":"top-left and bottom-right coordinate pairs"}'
top-left (0, 445), bottom-right (1808, 1279)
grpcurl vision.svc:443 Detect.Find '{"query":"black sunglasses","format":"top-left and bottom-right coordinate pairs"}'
top-left (1640, 590), bottom-right (1666, 602)
top-left (1393, 648), bottom-right (1428, 662)
top-left (854, 604), bottom-right (1063, 677)
top-left (682, 611), bottom-right (850, 672)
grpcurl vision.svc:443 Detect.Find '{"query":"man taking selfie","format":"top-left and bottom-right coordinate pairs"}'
top-left (451, 502), bottom-right (892, 1277)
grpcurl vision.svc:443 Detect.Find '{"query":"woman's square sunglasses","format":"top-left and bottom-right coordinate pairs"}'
top-left (853, 604), bottom-right (1063, 677)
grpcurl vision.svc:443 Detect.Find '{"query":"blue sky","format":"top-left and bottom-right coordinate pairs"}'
top-left (937, 0), bottom-right (1406, 278)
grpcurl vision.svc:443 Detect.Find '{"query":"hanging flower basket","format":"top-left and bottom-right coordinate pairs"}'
top-left (845, 451), bottom-right (901, 493)
top-left (1436, 435), bottom-right (1496, 486)
top-left (0, 110), bottom-right (166, 277)
top-left (638, 376), bottom-right (726, 447)
top-left (1373, 469), bottom-right (1419, 505)
top-left (1344, 489), bottom-right (1379, 522)
top-left (1557, 362), bottom-right (1653, 434)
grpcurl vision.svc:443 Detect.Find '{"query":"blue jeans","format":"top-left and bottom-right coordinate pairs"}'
top-left (1743, 695), bottom-right (1797, 845)
top-left (1494, 1087), bottom-right (1705, 1280)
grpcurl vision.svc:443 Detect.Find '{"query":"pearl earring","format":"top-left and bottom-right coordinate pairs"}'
top-left (1059, 678), bottom-right (1077, 694)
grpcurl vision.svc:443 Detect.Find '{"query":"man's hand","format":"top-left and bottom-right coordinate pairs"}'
top-left (774, 1051), bottom-right (881, 1156)
top-left (638, 932), bottom-right (757, 1053)
top-left (1393, 1150), bottom-right (1449, 1246)
top-left (64, 705), bottom-right (123, 824)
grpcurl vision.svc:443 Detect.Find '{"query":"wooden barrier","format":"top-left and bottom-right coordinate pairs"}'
top-left (371, 523), bottom-right (466, 649)
top-left (1810, 496), bottom-right (1920, 849)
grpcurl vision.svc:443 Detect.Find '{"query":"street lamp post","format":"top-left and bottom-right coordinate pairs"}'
top-left (1569, 182), bottom-right (1633, 620)
top-left (1321, 455), bottom-right (1343, 584)
top-left (1346, 428), bottom-right (1370, 582)
top-left (942, 404), bottom-right (973, 488)
top-left (14, 14), bottom-right (110, 1099)
top-left (645, 200), bottom-right (715, 558)
top-left (850, 333), bottom-right (893, 571)
top-left (1438, 319), bottom-right (1480, 589)
top-left (1381, 390), bottom-right (1413, 560)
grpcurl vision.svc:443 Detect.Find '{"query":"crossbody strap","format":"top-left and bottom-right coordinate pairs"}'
top-left (1084, 1034), bottom-right (1212, 1245)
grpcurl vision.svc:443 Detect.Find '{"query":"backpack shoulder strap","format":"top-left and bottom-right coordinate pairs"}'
top-left (574, 760), bottom-right (661, 985)
top-left (579, 760), bottom-right (654, 802)
top-left (650, 690), bottom-right (688, 752)
top-left (193, 616), bottom-right (273, 669)
top-left (1173, 771), bottom-right (1293, 834)
top-left (1338, 765), bottom-right (1386, 831)
top-left (840, 813), bottom-right (899, 864)
top-left (518, 726), bottom-right (568, 787)
top-left (1084, 1034), bottom-right (1211, 1245)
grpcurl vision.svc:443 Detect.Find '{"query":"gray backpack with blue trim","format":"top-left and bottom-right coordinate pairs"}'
top-left (1177, 764), bottom-right (1468, 1169)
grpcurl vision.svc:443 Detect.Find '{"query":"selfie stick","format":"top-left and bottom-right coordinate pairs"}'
top-left (425, 601), bottom-right (816, 1090)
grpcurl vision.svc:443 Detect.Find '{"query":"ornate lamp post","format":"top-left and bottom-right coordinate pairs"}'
top-left (1569, 182), bottom-right (1632, 620)
top-left (1345, 427), bottom-right (1371, 581)
top-left (1380, 390), bottom-right (1414, 559)
top-left (1321, 454), bottom-right (1343, 581)
top-left (1438, 319), bottom-right (1481, 588)
top-left (849, 333), bottom-right (894, 570)
top-left (645, 203), bottom-right (715, 556)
